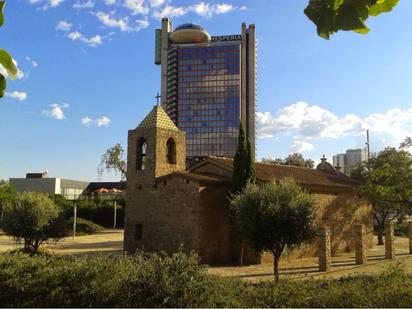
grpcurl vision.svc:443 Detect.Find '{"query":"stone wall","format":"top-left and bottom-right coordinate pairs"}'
top-left (124, 175), bottom-right (202, 254)
top-left (262, 193), bottom-right (373, 262)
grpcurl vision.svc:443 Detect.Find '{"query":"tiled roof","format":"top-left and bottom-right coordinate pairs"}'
top-left (157, 171), bottom-right (229, 184)
top-left (191, 156), bottom-right (359, 190)
top-left (137, 105), bottom-right (179, 131)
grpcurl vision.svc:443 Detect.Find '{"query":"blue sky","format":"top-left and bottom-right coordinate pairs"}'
top-left (1, 0), bottom-right (412, 181)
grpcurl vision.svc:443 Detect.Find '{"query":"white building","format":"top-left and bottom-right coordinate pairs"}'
top-left (333, 148), bottom-right (369, 175)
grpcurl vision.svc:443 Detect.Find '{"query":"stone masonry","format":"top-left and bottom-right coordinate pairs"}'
top-left (319, 226), bottom-right (331, 272)
top-left (355, 224), bottom-right (367, 264)
top-left (409, 222), bottom-right (412, 254)
top-left (385, 222), bottom-right (395, 259)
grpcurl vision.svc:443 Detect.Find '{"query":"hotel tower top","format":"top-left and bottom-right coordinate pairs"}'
top-left (155, 18), bottom-right (256, 159)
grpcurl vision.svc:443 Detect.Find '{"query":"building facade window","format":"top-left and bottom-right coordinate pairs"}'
top-left (166, 138), bottom-right (176, 164)
top-left (137, 138), bottom-right (147, 170)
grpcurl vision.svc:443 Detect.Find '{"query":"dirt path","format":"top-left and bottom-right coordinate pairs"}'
top-left (0, 229), bottom-right (124, 255)
top-left (2, 230), bottom-right (412, 281)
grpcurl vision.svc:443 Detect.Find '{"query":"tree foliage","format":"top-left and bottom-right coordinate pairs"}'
top-left (262, 153), bottom-right (314, 168)
top-left (230, 178), bottom-right (316, 281)
top-left (0, 180), bottom-right (15, 220)
top-left (356, 147), bottom-right (412, 245)
top-left (231, 121), bottom-right (256, 194)
top-left (400, 137), bottom-right (412, 150)
top-left (0, 1), bottom-right (17, 97)
top-left (98, 143), bottom-right (127, 181)
top-left (2, 192), bottom-right (64, 253)
top-left (305, 0), bottom-right (400, 39)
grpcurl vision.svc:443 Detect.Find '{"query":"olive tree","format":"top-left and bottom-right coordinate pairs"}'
top-left (230, 178), bottom-right (316, 282)
top-left (356, 147), bottom-right (412, 245)
top-left (2, 192), bottom-right (64, 253)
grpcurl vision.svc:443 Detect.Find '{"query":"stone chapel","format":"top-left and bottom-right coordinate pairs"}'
top-left (124, 105), bottom-right (373, 264)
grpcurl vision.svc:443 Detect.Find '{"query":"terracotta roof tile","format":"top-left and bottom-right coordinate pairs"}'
top-left (197, 156), bottom-right (359, 189)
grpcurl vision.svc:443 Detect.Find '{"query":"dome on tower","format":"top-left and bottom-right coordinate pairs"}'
top-left (170, 23), bottom-right (211, 44)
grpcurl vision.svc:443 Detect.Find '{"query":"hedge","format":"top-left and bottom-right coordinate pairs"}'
top-left (0, 251), bottom-right (411, 308)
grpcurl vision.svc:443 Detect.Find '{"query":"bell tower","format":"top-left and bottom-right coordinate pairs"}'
top-left (126, 105), bottom-right (186, 189)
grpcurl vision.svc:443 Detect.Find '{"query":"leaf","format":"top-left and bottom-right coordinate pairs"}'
top-left (0, 73), bottom-right (5, 98)
top-left (0, 49), bottom-right (17, 79)
top-left (369, 0), bottom-right (400, 16)
top-left (305, 0), bottom-right (400, 39)
top-left (0, 1), bottom-right (5, 28)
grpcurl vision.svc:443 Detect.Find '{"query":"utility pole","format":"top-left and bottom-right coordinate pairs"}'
top-left (113, 200), bottom-right (117, 229)
top-left (366, 130), bottom-right (371, 162)
top-left (73, 202), bottom-right (77, 240)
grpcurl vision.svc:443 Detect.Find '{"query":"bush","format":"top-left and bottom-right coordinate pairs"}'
top-left (0, 252), bottom-right (412, 308)
top-left (56, 198), bottom-right (125, 228)
top-left (395, 222), bottom-right (409, 236)
top-left (2, 192), bottom-right (64, 253)
top-left (63, 218), bottom-right (104, 236)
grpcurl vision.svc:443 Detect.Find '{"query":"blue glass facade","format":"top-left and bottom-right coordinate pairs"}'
top-left (171, 43), bottom-right (241, 157)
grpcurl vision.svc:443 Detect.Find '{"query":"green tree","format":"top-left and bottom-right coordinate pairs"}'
top-left (2, 192), bottom-right (64, 253)
top-left (305, 0), bottom-right (400, 39)
top-left (230, 178), bottom-right (316, 282)
top-left (231, 121), bottom-right (256, 194)
top-left (0, 180), bottom-right (15, 222)
top-left (262, 153), bottom-right (315, 168)
top-left (0, 1), bottom-right (18, 97)
top-left (356, 147), bottom-right (412, 245)
top-left (400, 137), bottom-right (412, 149)
top-left (98, 143), bottom-right (127, 181)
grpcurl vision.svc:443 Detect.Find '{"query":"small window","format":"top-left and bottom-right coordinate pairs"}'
top-left (137, 138), bottom-right (147, 171)
top-left (166, 138), bottom-right (176, 164)
top-left (135, 224), bottom-right (143, 240)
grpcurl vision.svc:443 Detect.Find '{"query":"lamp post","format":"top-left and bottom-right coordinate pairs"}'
top-left (113, 200), bottom-right (117, 229)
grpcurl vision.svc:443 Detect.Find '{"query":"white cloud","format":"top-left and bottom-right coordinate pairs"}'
top-left (56, 20), bottom-right (73, 32)
top-left (291, 140), bottom-right (315, 153)
top-left (73, 0), bottom-right (94, 9)
top-left (191, 2), bottom-right (234, 18)
top-left (25, 56), bottom-right (38, 68)
top-left (153, 5), bottom-right (188, 18)
top-left (42, 103), bottom-right (69, 120)
top-left (124, 0), bottom-right (149, 15)
top-left (150, 0), bottom-right (165, 7)
top-left (96, 116), bottom-right (111, 127)
top-left (68, 31), bottom-right (103, 47)
top-left (81, 116), bottom-right (93, 125)
top-left (96, 11), bottom-right (131, 31)
top-left (5, 91), bottom-right (28, 101)
top-left (153, 2), bottom-right (236, 19)
top-left (105, 0), bottom-right (116, 4)
top-left (257, 101), bottom-right (412, 149)
top-left (82, 115), bottom-right (111, 127)
top-left (43, 0), bottom-right (64, 10)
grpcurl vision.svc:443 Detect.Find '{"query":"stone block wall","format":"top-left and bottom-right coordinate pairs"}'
top-left (124, 175), bottom-right (202, 254)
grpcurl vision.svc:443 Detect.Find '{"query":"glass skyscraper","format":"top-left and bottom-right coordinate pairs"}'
top-left (155, 19), bottom-right (256, 159)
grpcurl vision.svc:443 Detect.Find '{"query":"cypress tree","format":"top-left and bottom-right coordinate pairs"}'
top-left (231, 121), bottom-right (256, 194)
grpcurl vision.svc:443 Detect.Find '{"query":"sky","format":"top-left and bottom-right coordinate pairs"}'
top-left (1, 0), bottom-right (412, 181)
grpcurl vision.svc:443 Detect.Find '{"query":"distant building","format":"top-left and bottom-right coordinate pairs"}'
top-left (155, 18), bottom-right (256, 159)
top-left (9, 173), bottom-right (125, 200)
top-left (333, 148), bottom-right (369, 175)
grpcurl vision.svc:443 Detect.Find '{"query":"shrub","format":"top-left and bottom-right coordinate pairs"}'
top-left (2, 192), bottom-right (64, 253)
top-left (0, 252), bottom-right (412, 308)
top-left (63, 217), bottom-right (104, 236)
